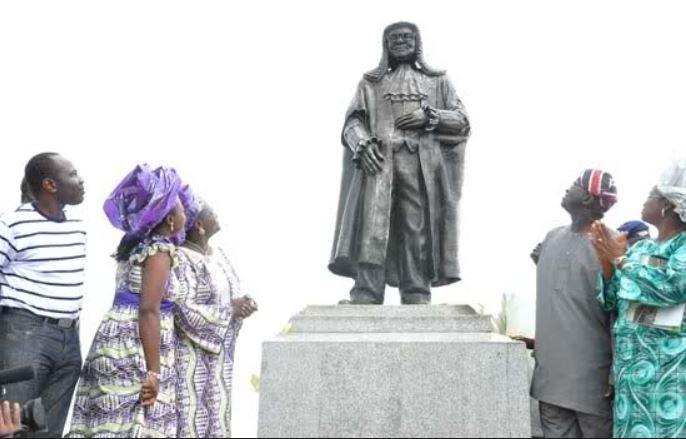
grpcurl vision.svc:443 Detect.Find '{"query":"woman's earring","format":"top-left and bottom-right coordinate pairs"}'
top-left (170, 219), bottom-right (175, 233)
top-left (661, 207), bottom-right (667, 218)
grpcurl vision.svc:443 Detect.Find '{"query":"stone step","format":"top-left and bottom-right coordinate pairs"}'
top-left (289, 305), bottom-right (495, 334)
top-left (300, 304), bottom-right (479, 318)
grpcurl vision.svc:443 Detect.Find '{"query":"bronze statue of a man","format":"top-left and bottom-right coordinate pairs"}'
top-left (329, 22), bottom-right (471, 305)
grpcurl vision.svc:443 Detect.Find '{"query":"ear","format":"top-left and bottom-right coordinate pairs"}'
top-left (663, 201), bottom-right (676, 214)
top-left (42, 177), bottom-right (58, 195)
top-left (581, 192), bottom-right (595, 206)
top-left (195, 218), bottom-right (206, 235)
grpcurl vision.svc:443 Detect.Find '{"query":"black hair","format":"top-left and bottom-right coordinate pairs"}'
top-left (114, 213), bottom-right (173, 262)
top-left (115, 236), bottom-right (143, 262)
top-left (24, 153), bottom-right (60, 197)
top-left (20, 177), bottom-right (33, 203)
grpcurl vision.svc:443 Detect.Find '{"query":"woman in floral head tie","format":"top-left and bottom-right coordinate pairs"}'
top-left (592, 160), bottom-right (686, 438)
top-left (68, 164), bottom-right (186, 438)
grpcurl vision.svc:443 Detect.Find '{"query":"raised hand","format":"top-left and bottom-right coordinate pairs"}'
top-left (590, 221), bottom-right (628, 265)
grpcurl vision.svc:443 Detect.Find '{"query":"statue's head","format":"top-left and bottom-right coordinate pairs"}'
top-left (365, 22), bottom-right (444, 83)
top-left (385, 22), bottom-right (418, 63)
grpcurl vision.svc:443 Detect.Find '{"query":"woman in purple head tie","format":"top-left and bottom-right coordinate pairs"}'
top-left (68, 164), bottom-right (187, 438)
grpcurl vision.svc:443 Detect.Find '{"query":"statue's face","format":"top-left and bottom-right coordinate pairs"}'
top-left (386, 26), bottom-right (416, 62)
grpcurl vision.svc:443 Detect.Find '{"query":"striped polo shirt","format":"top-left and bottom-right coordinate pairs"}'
top-left (0, 203), bottom-right (87, 319)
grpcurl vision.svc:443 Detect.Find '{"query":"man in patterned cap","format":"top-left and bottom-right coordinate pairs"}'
top-left (516, 169), bottom-right (617, 438)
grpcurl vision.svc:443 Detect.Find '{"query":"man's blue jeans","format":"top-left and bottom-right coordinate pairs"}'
top-left (0, 308), bottom-right (81, 438)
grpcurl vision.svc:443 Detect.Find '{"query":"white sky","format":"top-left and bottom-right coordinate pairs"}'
top-left (1, 1), bottom-right (686, 436)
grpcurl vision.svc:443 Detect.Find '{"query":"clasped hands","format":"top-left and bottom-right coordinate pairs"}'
top-left (589, 221), bottom-right (628, 268)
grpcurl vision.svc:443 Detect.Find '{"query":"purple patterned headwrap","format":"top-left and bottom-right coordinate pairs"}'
top-left (103, 164), bottom-right (183, 239)
top-left (179, 184), bottom-right (204, 231)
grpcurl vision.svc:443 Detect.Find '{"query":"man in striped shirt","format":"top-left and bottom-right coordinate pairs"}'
top-left (0, 153), bottom-right (86, 438)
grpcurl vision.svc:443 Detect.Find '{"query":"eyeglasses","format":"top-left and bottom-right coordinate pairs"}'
top-left (387, 33), bottom-right (416, 42)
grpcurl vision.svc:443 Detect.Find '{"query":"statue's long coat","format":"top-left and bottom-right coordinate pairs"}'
top-left (329, 70), bottom-right (470, 287)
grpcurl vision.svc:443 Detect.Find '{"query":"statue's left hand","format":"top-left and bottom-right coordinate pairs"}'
top-left (395, 109), bottom-right (428, 130)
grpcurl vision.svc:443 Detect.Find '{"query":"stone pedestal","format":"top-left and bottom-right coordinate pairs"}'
top-left (257, 305), bottom-right (531, 438)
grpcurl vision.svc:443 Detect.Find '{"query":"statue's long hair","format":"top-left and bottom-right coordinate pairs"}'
top-left (364, 22), bottom-right (445, 83)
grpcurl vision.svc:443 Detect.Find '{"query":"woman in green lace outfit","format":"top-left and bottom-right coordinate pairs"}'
top-left (592, 160), bottom-right (686, 438)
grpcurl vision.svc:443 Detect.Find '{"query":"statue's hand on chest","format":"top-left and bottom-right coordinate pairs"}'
top-left (395, 108), bottom-right (428, 130)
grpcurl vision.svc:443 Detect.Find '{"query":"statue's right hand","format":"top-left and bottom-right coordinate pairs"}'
top-left (359, 141), bottom-right (385, 176)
